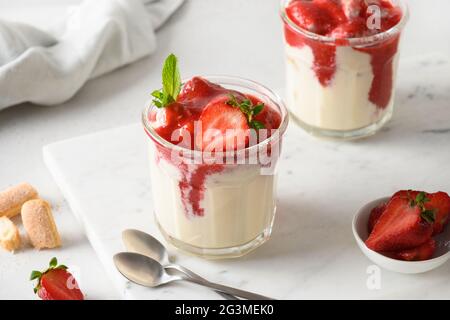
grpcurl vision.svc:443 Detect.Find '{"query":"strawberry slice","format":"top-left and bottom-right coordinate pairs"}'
top-left (428, 192), bottom-right (450, 235)
top-left (178, 77), bottom-right (226, 107)
top-left (151, 102), bottom-right (197, 149)
top-left (197, 95), bottom-right (250, 151)
top-left (368, 202), bottom-right (387, 234)
top-left (30, 257), bottom-right (84, 300)
top-left (365, 194), bottom-right (434, 252)
top-left (393, 190), bottom-right (450, 235)
top-left (392, 190), bottom-right (420, 200)
top-left (385, 239), bottom-right (436, 261)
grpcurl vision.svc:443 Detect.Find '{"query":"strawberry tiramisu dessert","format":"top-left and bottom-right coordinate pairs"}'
top-left (142, 55), bottom-right (288, 258)
top-left (281, 0), bottom-right (408, 138)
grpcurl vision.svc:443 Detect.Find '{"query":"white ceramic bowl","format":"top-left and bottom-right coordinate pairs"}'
top-left (352, 197), bottom-right (450, 274)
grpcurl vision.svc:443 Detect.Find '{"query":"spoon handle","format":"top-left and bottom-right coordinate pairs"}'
top-left (166, 265), bottom-right (239, 300)
top-left (183, 275), bottom-right (274, 300)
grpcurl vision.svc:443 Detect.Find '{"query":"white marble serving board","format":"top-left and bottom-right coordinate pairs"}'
top-left (43, 55), bottom-right (450, 299)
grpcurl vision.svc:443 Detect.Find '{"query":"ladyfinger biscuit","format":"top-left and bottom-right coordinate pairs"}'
top-left (0, 183), bottom-right (39, 218)
top-left (22, 199), bottom-right (61, 249)
top-left (0, 216), bottom-right (21, 252)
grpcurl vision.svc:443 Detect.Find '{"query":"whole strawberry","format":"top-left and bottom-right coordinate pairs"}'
top-left (30, 257), bottom-right (84, 300)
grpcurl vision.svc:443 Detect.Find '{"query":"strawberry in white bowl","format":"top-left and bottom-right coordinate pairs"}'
top-left (353, 190), bottom-right (450, 273)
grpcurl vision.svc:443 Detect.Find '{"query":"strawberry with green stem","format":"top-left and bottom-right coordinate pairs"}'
top-left (151, 54), bottom-right (182, 109)
top-left (393, 190), bottom-right (450, 235)
top-left (365, 192), bottom-right (435, 252)
top-left (30, 257), bottom-right (84, 300)
top-left (226, 94), bottom-right (266, 130)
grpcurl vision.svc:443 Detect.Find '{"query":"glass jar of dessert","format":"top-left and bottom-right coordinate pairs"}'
top-left (142, 57), bottom-right (288, 258)
top-left (280, 0), bottom-right (408, 139)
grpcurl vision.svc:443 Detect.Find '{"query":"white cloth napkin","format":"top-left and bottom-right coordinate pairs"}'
top-left (0, 0), bottom-right (184, 110)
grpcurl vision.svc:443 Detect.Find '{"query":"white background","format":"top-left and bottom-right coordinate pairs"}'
top-left (0, 0), bottom-right (449, 299)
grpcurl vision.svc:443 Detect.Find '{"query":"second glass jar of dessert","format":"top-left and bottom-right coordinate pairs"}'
top-left (280, 0), bottom-right (409, 139)
top-left (143, 76), bottom-right (288, 258)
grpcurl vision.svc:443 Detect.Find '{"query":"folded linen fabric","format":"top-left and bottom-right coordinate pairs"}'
top-left (0, 0), bottom-right (184, 110)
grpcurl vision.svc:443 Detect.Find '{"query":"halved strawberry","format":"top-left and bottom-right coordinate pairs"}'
top-left (365, 195), bottom-right (434, 252)
top-left (368, 202), bottom-right (387, 234)
top-left (155, 102), bottom-right (191, 127)
top-left (392, 190), bottom-right (450, 235)
top-left (385, 239), bottom-right (436, 262)
top-left (428, 192), bottom-right (450, 235)
top-left (151, 102), bottom-right (197, 148)
top-left (178, 77), bottom-right (226, 106)
top-left (392, 190), bottom-right (420, 200)
top-left (197, 95), bottom-right (250, 151)
top-left (30, 257), bottom-right (84, 300)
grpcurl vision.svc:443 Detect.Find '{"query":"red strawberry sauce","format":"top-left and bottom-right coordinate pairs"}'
top-left (145, 77), bottom-right (281, 217)
top-left (283, 0), bottom-right (403, 109)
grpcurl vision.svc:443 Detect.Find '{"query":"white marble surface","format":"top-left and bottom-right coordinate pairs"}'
top-left (43, 56), bottom-right (450, 299)
top-left (0, 0), bottom-right (450, 299)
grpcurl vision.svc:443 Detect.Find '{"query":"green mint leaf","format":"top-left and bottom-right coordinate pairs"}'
top-left (226, 94), bottom-right (239, 107)
top-left (415, 192), bottom-right (427, 204)
top-left (162, 53), bottom-right (181, 102)
top-left (151, 90), bottom-right (164, 108)
top-left (421, 209), bottom-right (435, 224)
top-left (151, 54), bottom-right (181, 108)
top-left (252, 103), bottom-right (264, 116)
top-left (241, 99), bottom-right (252, 110)
top-left (30, 271), bottom-right (42, 281)
top-left (151, 90), bottom-right (163, 100)
top-left (58, 264), bottom-right (68, 270)
top-left (227, 94), bottom-right (266, 129)
top-left (251, 120), bottom-right (265, 130)
top-left (49, 257), bottom-right (57, 268)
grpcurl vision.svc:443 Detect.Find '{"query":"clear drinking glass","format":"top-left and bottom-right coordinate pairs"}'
top-left (142, 76), bottom-right (289, 258)
top-left (280, 0), bottom-right (409, 139)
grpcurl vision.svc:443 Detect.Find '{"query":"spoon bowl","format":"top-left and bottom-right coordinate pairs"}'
top-left (122, 229), bottom-right (169, 265)
top-left (114, 252), bottom-right (176, 287)
top-left (352, 197), bottom-right (450, 274)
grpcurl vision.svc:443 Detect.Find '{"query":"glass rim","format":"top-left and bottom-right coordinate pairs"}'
top-left (142, 75), bottom-right (289, 158)
top-left (280, 0), bottom-right (409, 47)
